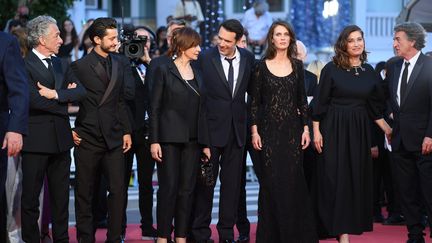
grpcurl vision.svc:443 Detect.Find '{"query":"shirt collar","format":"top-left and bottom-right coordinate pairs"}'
top-left (405, 50), bottom-right (421, 66)
top-left (220, 47), bottom-right (240, 61)
top-left (32, 48), bottom-right (54, 61)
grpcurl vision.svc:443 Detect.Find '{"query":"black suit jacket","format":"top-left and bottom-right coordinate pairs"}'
top-left (145, 54), bottom-right (171, 103)
top-left (304, 70), bottom-right (318, 97)
top-left (149, 60), bottom-right (209, 146)
top-left (0, 32), bottom-right (28, 140)
top-left (386, 53), bottom-right (432, 151)
top-left (72, 51), bottom-right (133, 149)
top-left (197, 47), bottom-right (255, 147)
top-left (126, 60), bottom-right (150, 132)
top-left (23, 51), bottom-right (86, 153)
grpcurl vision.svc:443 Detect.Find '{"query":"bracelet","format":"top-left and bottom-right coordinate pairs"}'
top-left (303, 130), bottom-right (310, 133)
top-left (251, 133), bottom-right (259, 137)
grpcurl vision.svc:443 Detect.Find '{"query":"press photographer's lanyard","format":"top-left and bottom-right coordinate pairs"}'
top-left (136, 64), bottom-right (146, 84)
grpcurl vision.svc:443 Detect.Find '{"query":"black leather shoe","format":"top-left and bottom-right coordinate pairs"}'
top-left (383, 214), bottom-right (405, 225)
top-left (236, 235), bottom-right (250, 243)
top-left (142, 227), bottom-right (158, 240)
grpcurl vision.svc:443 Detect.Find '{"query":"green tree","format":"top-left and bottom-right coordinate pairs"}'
top-left (0, 0), bottom-right (74, 30)
top-left (0, 0), bottom-right (20, 30)
top-left (29, 0), bottom-right (74, 23)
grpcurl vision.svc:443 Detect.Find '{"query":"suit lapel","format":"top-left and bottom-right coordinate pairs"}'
top-left (233, 49), bottom-right (246, 97)
top-left (392, 61), bottom-right (402, 107)
top-left (168, 61), bottom-right (186, 86)
top-left (99, 54), bottom-right (119, 106)
top-left (211, 48), bottom-right (231, 94)
top-left (401, 53), bottom-right (424, 106)
top-left (194, 67), bottom-right (203, 90)
top-left (26, 52), bottom-right (54, 88)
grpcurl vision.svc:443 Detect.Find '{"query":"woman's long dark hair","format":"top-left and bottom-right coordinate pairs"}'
top-left (262, 20), bottom-right (299, 76)
top-left (333, 25), bottom-right (368, 69)
top-left (263, 20), bottom-right (297, 62)
top-left (60, 19), bottom-right (79, 46)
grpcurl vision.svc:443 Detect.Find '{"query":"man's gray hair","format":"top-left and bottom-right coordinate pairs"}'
top-left (394, 22), bottom-right (427, 51)
top-left (27, 15), bottom-right (57, 48)
top-left (296, 40), bottom-right (307, 55)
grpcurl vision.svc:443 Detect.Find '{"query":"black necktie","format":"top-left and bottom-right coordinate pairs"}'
top-left (225, 57), bottom-right (235, 95)
top-left (400, 61), bottom-right (410, 102)
top-left (43, 58), bottom-right (55, 78)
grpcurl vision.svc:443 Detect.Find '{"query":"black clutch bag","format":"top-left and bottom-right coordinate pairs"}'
top-left (198, 161), bottom-right (215, 187)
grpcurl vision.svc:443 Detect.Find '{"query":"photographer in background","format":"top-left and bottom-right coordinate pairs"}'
top-left (121, 25), bottom-right (158, 240)
top-left (3, 5), bottom-right (29, 32)
top-left (173, 0), bottom-right (204, 31)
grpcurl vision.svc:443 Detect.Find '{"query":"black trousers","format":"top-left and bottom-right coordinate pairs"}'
top-left (373, 148), bottom-right (400, 216)
top-left (21, 151), bottom-right (71, 243)
top-left (235, 132), bottom-right (262, 237)
top-left (123, 127), bottom-right (155, 233)
top-left (0, 149), bottom-right (7, 243)
top-left (156, 141), bottom-right (200, 238)
top-left (392, 144), bottom-right (432, 239)
top-left (92, 174), bottom-right (108, 226)
top-left (192, 127), bottom-right (244, 241)
top-left (74, 141), bottom-right (125, 243)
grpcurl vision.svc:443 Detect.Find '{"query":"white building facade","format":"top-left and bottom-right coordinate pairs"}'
top-left (68, 0), bottom-right (431, 64)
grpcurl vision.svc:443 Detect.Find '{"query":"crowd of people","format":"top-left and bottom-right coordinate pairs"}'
top-left (1, 1), bottom-right (432, 243)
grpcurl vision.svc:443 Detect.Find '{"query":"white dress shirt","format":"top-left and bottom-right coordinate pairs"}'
top-left (220, 47), bottom-right (241, 95)
top-left (397, 50), bottom-right (421, 105)
top-left (32, 48), bottom-right (52, 68)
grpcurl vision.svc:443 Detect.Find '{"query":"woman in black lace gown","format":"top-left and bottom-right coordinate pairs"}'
top-left (249, 21), bottom-right (318, 243)
top-left (312, 25), bottom-right (392, 243)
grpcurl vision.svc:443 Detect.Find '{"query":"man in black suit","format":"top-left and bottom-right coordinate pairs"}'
top-left (0, 31), bottom-right (28, 243)
top-left (21, 16), bottom-right (86, 243)
top-left (122, 26), bottom-right (158, 240)
top-left (191, 19), bottom-right (255, 243)
top-left (296, 40), bottom-right (317, 98)
top-left (71, 17), bottom-right (133, 243)
top-left (385, 22), bottom-right (432, 243)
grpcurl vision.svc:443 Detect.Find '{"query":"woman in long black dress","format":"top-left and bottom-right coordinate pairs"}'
top-left (312, 25), bottom-right (392, 243)
top-left (249, 20), bottom-right (318, 243)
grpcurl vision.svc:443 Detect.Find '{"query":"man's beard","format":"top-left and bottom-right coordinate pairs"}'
top-left (100, 43), bottom-right (115, 53)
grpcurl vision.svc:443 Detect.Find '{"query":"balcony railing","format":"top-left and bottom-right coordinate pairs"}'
top-left (365, 12), bottom-right (398, 38)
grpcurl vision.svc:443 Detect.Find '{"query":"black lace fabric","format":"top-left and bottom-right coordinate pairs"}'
top-left (248, 60), bottom-right (317, 243)
top-left (249, 60), bottom-right (308, 167)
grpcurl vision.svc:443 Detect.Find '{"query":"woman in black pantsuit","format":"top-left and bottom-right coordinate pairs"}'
top-left (149, 27), bottom-right (210, 243)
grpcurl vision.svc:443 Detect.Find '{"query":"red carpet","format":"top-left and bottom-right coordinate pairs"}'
top-left (68, 223), bottom-right (431, 243)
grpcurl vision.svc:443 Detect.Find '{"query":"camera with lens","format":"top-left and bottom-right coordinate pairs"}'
top-left (119, 24), bottom-right (148, 59)
top-left (121, 35), bottom-right (148, 59)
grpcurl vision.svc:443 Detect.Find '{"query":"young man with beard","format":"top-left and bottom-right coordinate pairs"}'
top-left (70, 17), bottom-right (133, 243)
